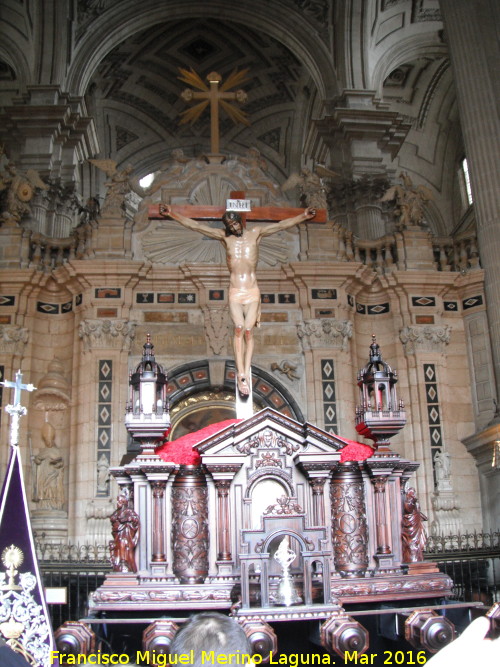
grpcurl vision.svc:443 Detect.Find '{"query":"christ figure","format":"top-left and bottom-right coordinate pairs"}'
top-left (159, 204), bottom-right (316, 396)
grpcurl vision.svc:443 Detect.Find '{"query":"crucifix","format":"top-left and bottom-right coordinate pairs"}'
top-left (1, 370), bottom-right (36, 446)
top-left (149, 197), bottom-right (325, 411)
top-left (178, 67), bottom-right (250, 156)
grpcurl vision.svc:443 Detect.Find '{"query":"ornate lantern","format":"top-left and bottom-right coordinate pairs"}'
top-left (355, 335), bottom-right (406, 451)
top-left (125, 334), bottom-right (170, 453)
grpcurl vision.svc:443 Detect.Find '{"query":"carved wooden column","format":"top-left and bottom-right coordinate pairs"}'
top-left (203, 463), bottom-right (242, 575)
top-left (309, 477), bottom-right (327, 526)
top-left (151, 481), bottom-right (166, 563)
top-left (366, 457), bottom-right (398, 571)
top-left (330, 462), bottom-right (369, 578)
top-left (214, 480), bottom-right (231, 561)
top-left (372, 476), bottom-right (391, 554)
top-left (171, 465), bottom-right (209, 584)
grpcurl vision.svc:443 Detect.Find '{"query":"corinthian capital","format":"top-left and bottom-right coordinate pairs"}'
top-left (399, 325), bottom-right (451, 354)
top-left (0, 325), bottom-right (29, 356)
top-left (297, 318), bottom-right (353, 351)
top-left (79, 319), bottom-right (137, 352)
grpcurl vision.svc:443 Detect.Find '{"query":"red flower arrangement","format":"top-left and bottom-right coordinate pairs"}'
top-left (156, 419), bottom-right (374, 465)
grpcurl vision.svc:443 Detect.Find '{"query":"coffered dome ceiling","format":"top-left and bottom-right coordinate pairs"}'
top-left (88, 18), bottom-right (317, 181)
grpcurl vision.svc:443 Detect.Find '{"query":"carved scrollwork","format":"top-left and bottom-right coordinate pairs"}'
top-left (236, 429), bottom-right (299, 456)
top-left (255, 452), bottom-right (282, 468)
top-left (264, 495), bottom-right (304, 516)
top-left (399, 325), bottom-right (451, 354)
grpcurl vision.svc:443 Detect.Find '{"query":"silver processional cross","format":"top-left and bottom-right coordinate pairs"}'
top-left (1, 370), bottom-right (36, 446)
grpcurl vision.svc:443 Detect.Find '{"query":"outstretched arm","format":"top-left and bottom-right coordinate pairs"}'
top-left (159, 204), bottom-right (225, 240)
top-left (258, 207), bottom-right (316, 238)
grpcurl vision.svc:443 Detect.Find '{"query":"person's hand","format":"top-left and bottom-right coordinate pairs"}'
top-left (425, 616), bottom-right (500, 665)
top-left (305, 207), bottom-right (316, 219)
top-left (159, 203), bottom-right (171, 217)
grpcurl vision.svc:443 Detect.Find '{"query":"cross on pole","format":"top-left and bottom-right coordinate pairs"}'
top-left (178, 68), bottom-right (250, 155)
top-left (1, 370), bottom-right (36, 446)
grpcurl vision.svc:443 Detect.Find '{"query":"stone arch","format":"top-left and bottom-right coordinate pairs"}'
top-left (0, 40), bottom-right (32, 93)
top-left (371, 37), bottom-right (448, 98)
top-left (65, 0), bottom-right (338, 100)
top-left (166, 359), bottom-right (304, 438)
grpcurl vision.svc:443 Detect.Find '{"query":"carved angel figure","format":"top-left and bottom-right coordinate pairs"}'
top-left (89, 159), bottom-right (139, 216)
top-left (282, 165), bottom-right (338, 209)
top-left (270, 360), bottom-right (300, 380)
top-left (0, 154), bottom-right (49, 223)
top-left (379, 171), bottom-right (433, 229)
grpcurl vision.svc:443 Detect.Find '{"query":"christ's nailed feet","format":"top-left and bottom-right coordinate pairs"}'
top-left (237, 373), bottom-right (250, 397)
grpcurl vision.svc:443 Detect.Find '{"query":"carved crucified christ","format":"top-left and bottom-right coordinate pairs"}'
top-left (159, 204), bottom-right (316, 396)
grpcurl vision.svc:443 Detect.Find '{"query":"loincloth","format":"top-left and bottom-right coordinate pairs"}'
top-left (229, 286), bottom-right (261, 327)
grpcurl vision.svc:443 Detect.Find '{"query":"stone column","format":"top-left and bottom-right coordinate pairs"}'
top-left (440, 0), bottom-right (500, 412)
top-left (297, 318), bottom-right (353, 431)
top-left (75, 319), bottom-right (136, 543)
top-left (399, 324), bottom-right (453, 516)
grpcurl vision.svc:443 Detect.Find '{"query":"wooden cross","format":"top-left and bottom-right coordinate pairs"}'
top-left (148, 197), bottom-right (327, 224)
top-left (1, 370), bottom-right (36, 446)
top-left (178, 68), bottom-right (250, 155)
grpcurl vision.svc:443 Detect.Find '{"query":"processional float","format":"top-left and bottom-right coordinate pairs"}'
top-left (52, 335), bottom-right (500, 662)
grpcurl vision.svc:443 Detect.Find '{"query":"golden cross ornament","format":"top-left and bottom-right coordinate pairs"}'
top-left (178, 67), bottom-right (250, 155)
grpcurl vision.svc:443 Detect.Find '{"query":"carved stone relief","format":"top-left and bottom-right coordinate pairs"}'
top-left (297, 318), bottom-right (353, 351)
top-left (0, 325), bottom-right (28, 356)
top-left (203, 306), bottom-right (230, 356)
top-left (79, 319), bottom-right (137, 352)
top-left (399, 325), bottom-right (450, 354)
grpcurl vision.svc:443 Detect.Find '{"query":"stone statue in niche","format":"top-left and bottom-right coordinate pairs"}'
top-left (434, 449), bottom-right (450, 482)
top-left (96, 453), bottom-right (110, 493)
top-left (32, 421), bottom-right (65, 510)
top-left (109, 489), bottom-right (140, 573)
top-left (402, 487), bottom-right (428, 562)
